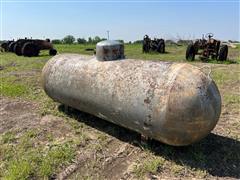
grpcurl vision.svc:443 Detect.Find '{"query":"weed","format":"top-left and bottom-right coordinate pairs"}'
top-left (133, 157), bottom-right (165, 178)
top-left (1, 132), bottom-right (16, 144)
top-left (0, 130), bottom-right (75, 179)
top-left (224, 94), bottom-right (240, 105)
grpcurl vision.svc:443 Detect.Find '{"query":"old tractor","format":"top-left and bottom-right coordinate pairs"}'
top-left (186, 33), bottom-right (228, 61)
top-left (8, 38), bottom-right (57, 57)
top-left (0, 40), bottom-right (15, 52)
top-left (143, 35), bottom-right (165, 53)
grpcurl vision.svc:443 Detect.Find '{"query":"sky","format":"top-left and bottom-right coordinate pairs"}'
top-left (0, 0), bottom-right (239, 42)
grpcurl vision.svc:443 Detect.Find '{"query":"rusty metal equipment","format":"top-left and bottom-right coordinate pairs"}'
top-left (8, 41), bottom-right (17, 52)
top-left (42, 40), bottom-right (221, 146)
top-left (143, 35), bottom-right (165, 53)
top-left (12, 38), bottom-right (57, 57)
top-left (0, 40), bottom-right (15, 52)
top-left (186, 33), bottom-right (228, 61)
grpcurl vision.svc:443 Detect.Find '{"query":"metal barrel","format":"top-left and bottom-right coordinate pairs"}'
top-left (42, 54), bottom-right (221, 146)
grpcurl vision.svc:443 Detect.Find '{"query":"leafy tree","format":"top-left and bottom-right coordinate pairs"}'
top-left (52, 39), bottom-right (62, 44)
top-left (93, 36), bottom-right (101, 43)
top-left (77, 38), bottom-right (87, 44)
top-left (116, 40), bottom-right (124, 43)
top-left (88, 37), bottom-right (92, 44)
top-left (177, 39), bottom-right (192, 45)
top-left (133, 40), bottom-right (143, 44)
top-left (63, 35), bottom-right (75, 44)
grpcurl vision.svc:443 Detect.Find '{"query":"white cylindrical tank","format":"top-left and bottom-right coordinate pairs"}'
top-left (42, 41), bottom-right (221, 146)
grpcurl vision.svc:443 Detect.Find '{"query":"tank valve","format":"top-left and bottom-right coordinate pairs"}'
top-left (96, 40), bottom-right (124, 61)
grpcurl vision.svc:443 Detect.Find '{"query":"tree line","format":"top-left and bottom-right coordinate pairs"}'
top-left (1, 36), bottom-right (239, 45)
top-left (52, 35), bottom-right (125, 44)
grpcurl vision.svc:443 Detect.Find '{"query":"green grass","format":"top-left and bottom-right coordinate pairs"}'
top-left (224, 94), bottom-right (240, 105)
top-left (211, 68), bottom-right (239, 86)
top-left (1, 131), bottom-right (16, 144)
top-left (0, 44), bottom-right (239, 70)
top-left (133, 156), bottom-right (165, 178)
top-left (0, 130), bottom-right (76, 179)
top-left (1, 76), bottom-right (29, 97)
top-left (54, 44), bottom-right (95, 55)
top-left (53, 43), bottom-right (240, 63)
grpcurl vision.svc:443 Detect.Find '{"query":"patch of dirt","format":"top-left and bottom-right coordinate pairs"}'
top-left (39, 115), bottom-right (74, 140)
top-left (0, 96), bottom-right (39, 133)
top-left (102, 143), bottom-right (140, 180)
top-left (64, 137), bottom-right (141, 180)
top-left (0, 62), bottom-right (18, 71)
top-left (8, 70), bottom-right (41, 77)
top-left (1, 69), bottom-right (41, 79)
top-left (0, 97), bottom-right (74, 141)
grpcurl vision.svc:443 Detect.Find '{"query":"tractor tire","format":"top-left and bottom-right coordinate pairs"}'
top-left (143, 42), bottom-right (150, 53)
top-left (49, 48), bottom-right (57, 56)
top-left (211, 55), bottom-right (217, 60)
top-left (1, 43), bottom-right (8, 52)
top-left (8, 42), bottom-right (16, 52)
top-left (215, 41), bottom-right (220, 57)
top-left (22, 42), bottom-right (39, 57)
top-left (14, 43), bottom-right (23, 56)
top-left (157, 41), bottom-right (165, 53)
top-left (218, 45), bottom-right (228, 61)
top-left (186, 44), bottom-right (196, 61)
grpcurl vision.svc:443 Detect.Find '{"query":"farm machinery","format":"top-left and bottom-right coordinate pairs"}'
top-left (142, 35), bottom-right (165, 53)
top-left (0, 40), bottom-right (14, 52)
top-left (186, 33), bottom-right (228, 61)
top-left (1, 38), bottom-right (57, 57)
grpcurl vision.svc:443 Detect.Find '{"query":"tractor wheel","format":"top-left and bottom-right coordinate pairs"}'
top-left (143, 42), bottom-right (150, 53)
top-left (186, 44), bottom-right (196, 61)
top-left (8, 42), bottom-right (16, 52)
top-left (14, 43), bottom-right (23, 56)
top-left (1, 43), bottom-right (8, 52)
top-left (211, 55), bottom-right (217, 60)
top-left (215, 41), bottom-right (220, 57)
top-left (157, 41), bottom-right (165, 53)
top-left (49, 48), bottom-right (57, 56)
top-left (218, 45), bottom-right (228, 61)
top-left (22, 42), bottom-right (39, 57)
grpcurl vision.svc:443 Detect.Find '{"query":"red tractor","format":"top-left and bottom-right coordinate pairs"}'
top-left (186, 33), bottom-right (228, 61)
top-left (12, 38), bottom-right (57, 57)
top-left (1, 38), bottom-right (57, 57)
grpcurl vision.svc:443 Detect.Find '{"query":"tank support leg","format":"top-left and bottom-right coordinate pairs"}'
top-left (64, 105), bottom-right (69, 113)
top-left (140, 134), bottom-right (149, 146)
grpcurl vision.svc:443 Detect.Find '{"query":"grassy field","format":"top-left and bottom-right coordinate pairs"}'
top-left (0, 44), bottom-right (239, 179)
top-left (56, 43), bottom-right (240, 63)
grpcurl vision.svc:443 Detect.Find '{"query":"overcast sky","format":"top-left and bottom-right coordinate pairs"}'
top-left (1, 0), bottom-right (239, 41)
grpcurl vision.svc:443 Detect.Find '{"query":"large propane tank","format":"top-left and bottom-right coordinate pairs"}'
top-left (42, 40), bottom-right (221, 146)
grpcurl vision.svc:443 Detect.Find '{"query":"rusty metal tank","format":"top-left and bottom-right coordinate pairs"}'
top-left (42, 40), bottom-right (221, 146)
